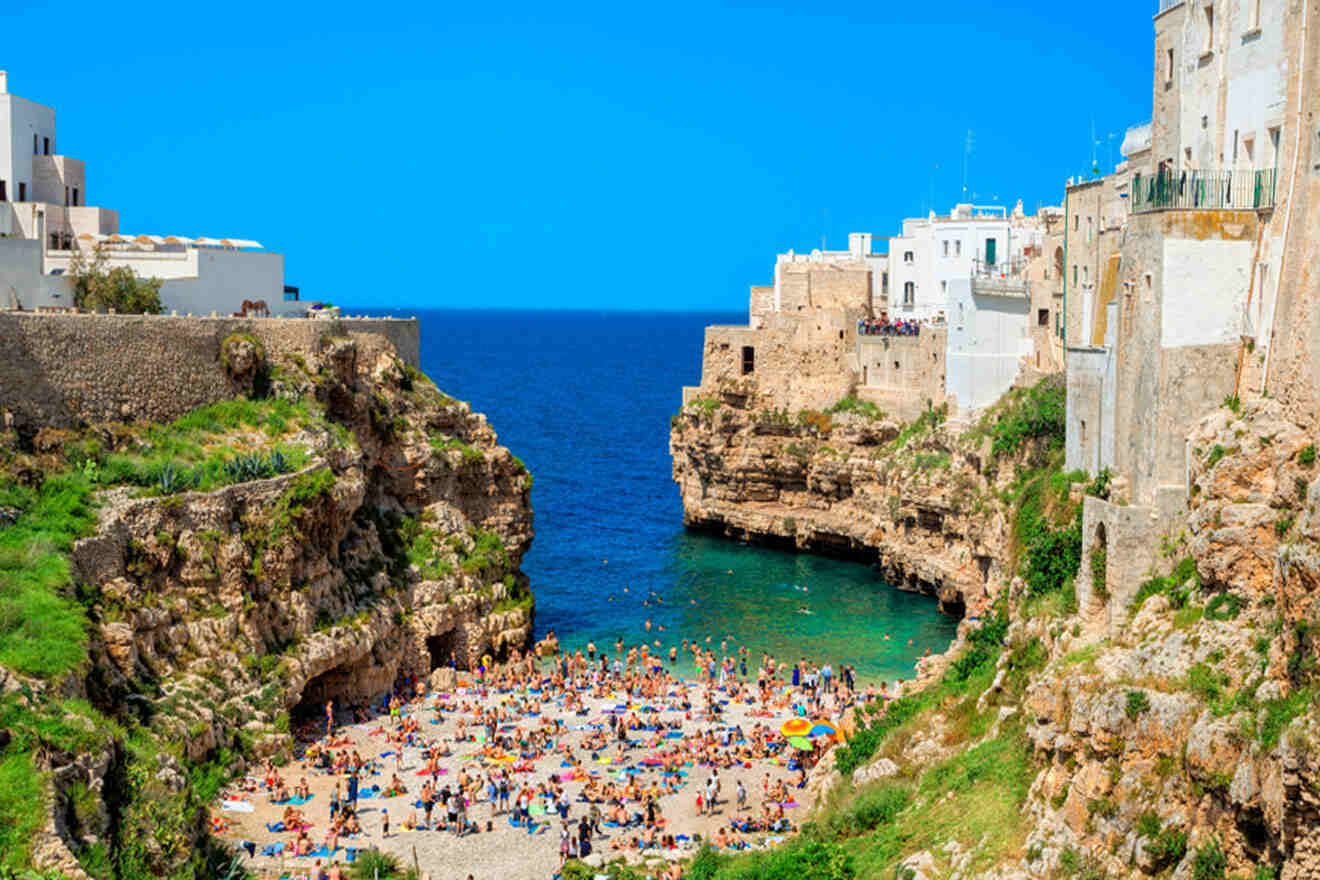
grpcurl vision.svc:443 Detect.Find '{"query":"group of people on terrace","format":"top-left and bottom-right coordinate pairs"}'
top-left (858, 316), bottom-right (922, 337)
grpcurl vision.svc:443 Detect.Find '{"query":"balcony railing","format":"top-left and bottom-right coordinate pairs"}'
top-left (1132, 168), bottom-right (1277, 213)
top-left (971, 256), bottom-right (1028, 279)
top-left (1157, 0), bottom-right (1185, 13)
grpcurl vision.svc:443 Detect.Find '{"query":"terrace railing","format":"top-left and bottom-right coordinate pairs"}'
top-left (1131, 168), bottom-right (1277, 213)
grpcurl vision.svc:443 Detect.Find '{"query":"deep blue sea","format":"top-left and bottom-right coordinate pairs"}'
top-left (357, 309), bottom-right (957, 684)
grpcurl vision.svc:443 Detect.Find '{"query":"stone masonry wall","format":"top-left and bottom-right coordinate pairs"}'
top-left (0, 312), bottom-right (419, 430)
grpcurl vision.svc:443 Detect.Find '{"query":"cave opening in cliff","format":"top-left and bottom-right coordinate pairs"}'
top-left (292, 663), bottom-right (366, 727)
top-left (426, 630), bottom-right (459, 673)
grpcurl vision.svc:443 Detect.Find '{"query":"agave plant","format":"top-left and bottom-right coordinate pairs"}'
top-left (157, 463), bottom-right (196, 495)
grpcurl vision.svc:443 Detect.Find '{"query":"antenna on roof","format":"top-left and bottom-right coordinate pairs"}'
top-left (961, 130), bottom-right (974, 198)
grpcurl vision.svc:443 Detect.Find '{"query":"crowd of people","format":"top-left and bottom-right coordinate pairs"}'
top-left (216, 636), bottom-right (904, 879)
top-left (858, 316), bottom-right (922, 336)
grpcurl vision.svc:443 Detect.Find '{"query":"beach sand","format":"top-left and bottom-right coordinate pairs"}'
top-left (215, 680), bottom-right (836, 880)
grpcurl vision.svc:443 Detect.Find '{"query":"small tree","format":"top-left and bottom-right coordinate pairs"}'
top-left (69, 244), bottom-right (164, 314)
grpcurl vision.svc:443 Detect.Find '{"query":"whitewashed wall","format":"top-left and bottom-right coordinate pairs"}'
top-left (1160, 238), bottom-right (1253, 348)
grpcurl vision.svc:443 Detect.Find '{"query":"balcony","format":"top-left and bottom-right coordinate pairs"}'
top-left (1132, 168), bottom-right (1277, 213)
top-left (970, 257), bottom-right (1030, 298)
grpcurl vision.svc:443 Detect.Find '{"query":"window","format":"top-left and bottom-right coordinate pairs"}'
top-left (32, 134), bottom-right (38, 155)
top-left (955, 240), bottom-right (961, 257)
top-left (42, 137), bottom-right (49, 155)
top-left (1038, 308), bottom-right (1049, 326)
top-left (72, 187), bottom-right (79, 207)
top-left (985, 237), bottom-right (997, 266)
top-left (1203, 4), bottom-right (1214, 54)
top-left (941, 280), bottom-right (947, 294)
top-left (893, 361), bottom-right (900, 370)
top-left (1082, 265), bottom-right (1089, 284)
top-left (1269, 127), bottom-right (1281, 168)
top-left (18, 182), bottom-right (26, 201)
top-left (881, 272), bottom-right (889, 297)
top-left (0, 180), bottom-right (6, 201)
top-left (942, 240), bottom-right (949, 257)
top-left (1244, 136), bottom-right (1255, 168)
top-left (64, 186), bottom-right (69, 207)
top-left (903, 251), bottom-right (914, 264)
top-left (1166, 47), bottom-right (1175, 82)
top-left (1073, 265), bottom-right (1078, 285)
top-left (902, 281), bottom-right (915, 306)
top-left (1073, 214), bottom-right (1079, 231)
top-left (1232, 130), bottom-right (1239, 166)
top-left (741, 346), bottom-right (755, 375)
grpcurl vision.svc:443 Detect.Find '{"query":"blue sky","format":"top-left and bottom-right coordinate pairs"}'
top-left (5, 1), bottom-right (1155, 311)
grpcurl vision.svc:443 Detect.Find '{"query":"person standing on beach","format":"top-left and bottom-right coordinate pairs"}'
top-left (346, 772), bottom-right (358, 811)
top-left (324, 700), bottom-right (334, 738)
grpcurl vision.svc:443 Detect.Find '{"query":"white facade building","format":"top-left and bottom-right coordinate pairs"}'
top-left (945, 276), bottom-right (1033, 411)
top-left (0, 71), bottom-right (292, 315)
top-left (885, 203), bottom-right (1039, 321)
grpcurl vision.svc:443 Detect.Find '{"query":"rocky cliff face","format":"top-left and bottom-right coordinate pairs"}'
top-left (702, 395), bottom-right (1320, 880)
top-left (668, 386), bottom-right (1057, 618)
top-left (0, 331), bottom-right (533, 878)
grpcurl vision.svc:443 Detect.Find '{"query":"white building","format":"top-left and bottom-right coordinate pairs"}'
top-left (885, 203), bottom-right (1040, 321)
top-left (0, 71), bottom-right (294, 315)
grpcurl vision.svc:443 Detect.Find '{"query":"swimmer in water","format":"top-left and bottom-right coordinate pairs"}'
top-left (645, 620), bottom-right (652, 632)
top-left (798, 607), bottom-right (813, 615)
top-left (883, 633), bottom-right (891, 641)
top-left (907, 638), bottom-right (915, 646)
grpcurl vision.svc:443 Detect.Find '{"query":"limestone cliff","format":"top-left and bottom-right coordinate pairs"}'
top-left (0, 326), bottom-right (533, 878)
top-left (678, 391), bottom-right (1320, 880)
top-left (668, 380), bottom-right (1069, 618)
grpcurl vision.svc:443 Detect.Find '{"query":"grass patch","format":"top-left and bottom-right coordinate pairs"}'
top-left (826, 396), bottom-right (886, 420)
top-left (0, 471), bottom-right (97, 678)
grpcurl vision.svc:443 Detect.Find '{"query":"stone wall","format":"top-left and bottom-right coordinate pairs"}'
top-left (696, 319), bottom-right (857, 412)
top-left (856, 329), bottom-right (948, 422)
top-left (0, 312), bottom-right (419, 430)
top-left (776, 263), bottom-right (873, 315)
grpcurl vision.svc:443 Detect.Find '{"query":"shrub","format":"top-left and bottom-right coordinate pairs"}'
top-left (1192, 839), bottom-right (1227, 880)
top-left (1086, 468), bottom-right (1112, 500)
top-left (1147, 828), bottom-right (1188, 869)
top-left (826, 396), bottom-right (885, 420)
top-left (1090, 545), bottom-right (1108, 598)
top-left (1300, 444), bottom-right (1316, 467)
top-left (990, 375), bottom-right (1066, 456)
top-left (69, 243), bottom-right (164, 313)
top-left (1205, 593), bottom-right (1245, 621)
top-left (1125, 689), bottom-right (1151, 719)
top-left (1276, 516), bottom-right (1295, 538)
top-left (1207, 445), bottom-right (1228, 467)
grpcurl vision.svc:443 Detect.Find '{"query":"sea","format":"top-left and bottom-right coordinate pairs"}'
top-left (357, 309), bottom-right (958, 685)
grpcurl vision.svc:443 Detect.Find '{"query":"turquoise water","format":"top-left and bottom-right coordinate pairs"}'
top-left (557, 531), bottom-right (959, 684)
top-left (358, 309), bottom-right (959, 684)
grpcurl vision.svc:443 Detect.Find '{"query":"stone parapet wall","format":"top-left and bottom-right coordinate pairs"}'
top-left (0, 312), bottom-right (419, 430)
